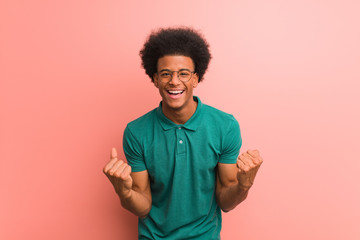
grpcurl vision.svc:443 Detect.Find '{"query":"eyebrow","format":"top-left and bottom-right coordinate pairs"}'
top-left (159, 68), bottom-right (192, 72)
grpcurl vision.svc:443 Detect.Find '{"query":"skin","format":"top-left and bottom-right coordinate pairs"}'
top-left (216, 149), bottom-right (263, 212)
top-left (103, 55), bottom-right (263, 218)
top-left (153, 55), bottom-right (199, 125)
top-left (103, 148), bottom-right (151, 218)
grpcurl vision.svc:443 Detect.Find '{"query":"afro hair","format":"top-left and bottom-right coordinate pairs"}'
top-left (139, 27), bottom-right (211, 82)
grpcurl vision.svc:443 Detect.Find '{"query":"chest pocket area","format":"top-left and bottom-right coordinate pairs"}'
top-left (143, 140), bottom-right (176, 189)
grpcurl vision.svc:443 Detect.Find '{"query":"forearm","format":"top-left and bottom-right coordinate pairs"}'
top-left (118, 189), bottom-right (152, 218)
top-left (216, 184), bottom-right (250, 212)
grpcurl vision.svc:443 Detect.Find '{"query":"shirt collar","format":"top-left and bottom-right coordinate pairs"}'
top-left (156, 96), bottom-right (203, 131)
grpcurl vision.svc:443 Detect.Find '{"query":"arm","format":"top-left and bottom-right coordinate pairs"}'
top-left (120, 170), bottom-right (152, 218)
top-left (216, 163), bottom-right (248, 212)
top-left (216, 149), bottom-right (263, 212)
top-left (103, 147), bottom-right (152, 218)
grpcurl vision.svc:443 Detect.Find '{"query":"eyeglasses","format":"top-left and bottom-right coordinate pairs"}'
top-left (157, 69), bottom-right (195, 83)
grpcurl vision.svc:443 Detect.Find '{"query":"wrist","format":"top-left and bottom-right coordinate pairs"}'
top-left (237, 183), bottom-right (251, 193)
top-left (117, 188), bottom-right (132, 200)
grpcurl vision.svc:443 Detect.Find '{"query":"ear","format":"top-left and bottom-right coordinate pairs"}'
top-left (192, 73), bottom-right (199, 88)
top-left (153, 73), bottom-right (159, 88)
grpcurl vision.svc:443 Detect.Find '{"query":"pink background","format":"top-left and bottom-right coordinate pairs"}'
top-left (1, 0), bottom-right (359, 239)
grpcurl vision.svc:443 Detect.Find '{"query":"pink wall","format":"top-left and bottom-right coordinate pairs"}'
top-left (1, 0), bottom-right (359, 239)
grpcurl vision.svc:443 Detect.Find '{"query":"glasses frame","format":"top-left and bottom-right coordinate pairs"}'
top-left (156, 69), bottom-right (195, 83)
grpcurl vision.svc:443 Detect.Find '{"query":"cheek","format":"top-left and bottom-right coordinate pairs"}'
top-left (158, 86), bottom-right (166, 96)
top-left (188, 82), bottom-right (197, 90)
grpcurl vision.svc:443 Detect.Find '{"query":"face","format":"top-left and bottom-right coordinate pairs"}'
top-left (153, 55), bottom-right (199, 114)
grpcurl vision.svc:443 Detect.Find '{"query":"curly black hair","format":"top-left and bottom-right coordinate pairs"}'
top-left (139, 27), bottom-right (211, 82)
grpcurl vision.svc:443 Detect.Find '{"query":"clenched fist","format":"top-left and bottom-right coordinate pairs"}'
top-left (236, 149), bottom-right (263, 190)
top-left (103, 147), bottom-right (133, 198)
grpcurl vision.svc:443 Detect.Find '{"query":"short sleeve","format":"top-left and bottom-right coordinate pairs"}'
top-left (218, 116), bottom-right (242, 164)
top-left (123, 125), bottom-right (147, 172)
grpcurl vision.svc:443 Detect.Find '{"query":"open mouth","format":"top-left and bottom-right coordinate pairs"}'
top-left (167, 90), bottom-right (184, 95)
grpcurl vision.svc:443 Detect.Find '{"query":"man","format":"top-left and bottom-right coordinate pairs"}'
top-left (103, 27), bottom-right (263, 239)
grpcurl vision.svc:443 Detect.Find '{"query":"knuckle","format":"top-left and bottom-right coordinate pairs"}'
top-left (109, 169), bottom-right (117, 175)
top-left (120, 172), bottom-right (128, 179)
top-left (248, 149), bottom-right (259, 156)
top-left (114, 171), bottom-right (122, 178)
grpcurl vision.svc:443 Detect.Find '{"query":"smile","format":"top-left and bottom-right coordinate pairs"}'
top-left (167, 90), bottom-right (184, 95)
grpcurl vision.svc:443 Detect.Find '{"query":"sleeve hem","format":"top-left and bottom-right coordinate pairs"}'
top-left (130, 165), bottom-right (147, 172)
top-left (218, 158), bottom-right (238, 164)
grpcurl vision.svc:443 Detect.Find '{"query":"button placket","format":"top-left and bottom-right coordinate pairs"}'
top-left (176, 127), bottom-right (186, 155)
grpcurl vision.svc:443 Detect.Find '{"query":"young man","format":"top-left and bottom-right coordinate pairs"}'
top-left (103, 27), bottom-right (263, 239)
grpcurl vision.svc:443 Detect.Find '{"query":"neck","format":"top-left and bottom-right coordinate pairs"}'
top-left (162, 99), bottom-right (198, 125)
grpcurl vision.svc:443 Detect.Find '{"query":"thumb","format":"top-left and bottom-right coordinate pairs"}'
top-left (111, 147), bottom-right (118, 159)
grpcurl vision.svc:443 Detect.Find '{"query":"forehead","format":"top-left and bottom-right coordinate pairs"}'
top-left (157, 55), bottom-right (194, 71)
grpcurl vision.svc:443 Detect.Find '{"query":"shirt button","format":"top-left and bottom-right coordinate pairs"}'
top-left (178, 127), bottom-right (182, 130)
top-left (179, 140), bottom-right (183, 144)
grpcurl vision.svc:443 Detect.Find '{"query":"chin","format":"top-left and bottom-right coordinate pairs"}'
top-left (164, 101), bottom-right (185, 111)
top-left (160, 90), bottom-right (193, 111)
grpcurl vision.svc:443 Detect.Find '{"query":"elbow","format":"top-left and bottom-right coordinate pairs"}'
top-left (119, 198), bottom-right (152, 218)
top-left (125, 205), bottom-right (152, 219)
top-left (137, 205), bottom-right (152, 219)
top-left (217, 193), bottom-right (248, 213)
top-left (216, 195), bottom-right (235, 213)
top-left (221, 208), bottom-right (232, 213)
top-left (138, 213), bottom-right (148, 219)
top-left (220, 204), bottom-right (236, 213)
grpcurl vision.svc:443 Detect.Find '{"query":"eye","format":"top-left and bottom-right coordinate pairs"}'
top-left (179, 71), bottom-right (190, 76)
top-left (160, 72), bottom-right (171, 78)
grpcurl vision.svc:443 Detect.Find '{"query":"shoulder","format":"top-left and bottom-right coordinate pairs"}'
top-left (126, 108), bottom-right (158, 134)
top-left (200, 103), bottom-right (241, 141)
top-left (202, 103), bottom-right (238, 125)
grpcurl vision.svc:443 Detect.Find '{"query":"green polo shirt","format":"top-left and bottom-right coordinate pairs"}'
top-left (123, 96), bottom-right (242, 240)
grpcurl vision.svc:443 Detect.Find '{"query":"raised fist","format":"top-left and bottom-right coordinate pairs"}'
top-left (236, 149), bottom-right (263, 190)
top-left (103, 147), bottom-right (133, 198)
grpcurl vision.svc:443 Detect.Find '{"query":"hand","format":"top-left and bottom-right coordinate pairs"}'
top-left (236, 149), bottom-right (263, 190)
top-left (103, 147), bottom-right (133, 198)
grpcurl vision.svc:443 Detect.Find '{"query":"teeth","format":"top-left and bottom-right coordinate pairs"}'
top-left (168, 90), bottom-right (184, 94)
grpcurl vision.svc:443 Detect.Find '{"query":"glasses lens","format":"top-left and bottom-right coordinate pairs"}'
top-left (158, 71), bottom-right (171, 82)
top-left (178, 70), bottom-right (192, 82)
top-left (158, 70), bottom-right (193, 82)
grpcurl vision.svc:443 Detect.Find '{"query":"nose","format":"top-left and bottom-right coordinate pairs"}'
top-left (168, 71), bottom-right (181, 84)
